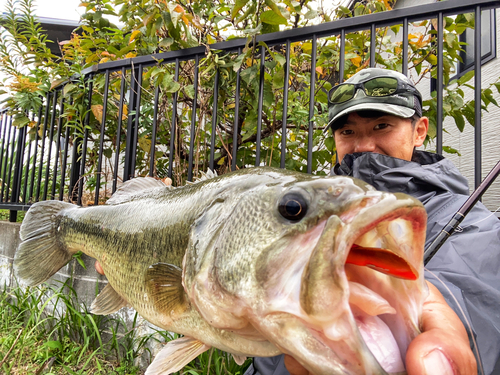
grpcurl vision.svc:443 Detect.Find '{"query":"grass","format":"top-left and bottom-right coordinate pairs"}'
top-left (0, 281), bottom-right (252, 375)
top-left (0, 281), bottom-right (143, 374)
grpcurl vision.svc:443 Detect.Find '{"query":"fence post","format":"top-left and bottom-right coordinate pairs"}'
top-left (123, 66), bottom-right (139, 182)
top-left (68, 130), bottom-right (81, 203)
top-left (9, 125), bottom-right (27, 222)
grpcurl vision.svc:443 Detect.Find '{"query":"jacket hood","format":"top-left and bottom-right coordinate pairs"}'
top-left (332, 151), bottom-right (470, 205)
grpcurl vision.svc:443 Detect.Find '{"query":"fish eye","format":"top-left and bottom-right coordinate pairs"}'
top-left (278, 193), bottom-right (308, 221)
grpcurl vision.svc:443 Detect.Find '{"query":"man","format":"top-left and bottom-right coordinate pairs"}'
top-left (245, 68), bottom-right (500, 375)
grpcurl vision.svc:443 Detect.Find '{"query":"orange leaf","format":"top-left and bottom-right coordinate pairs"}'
top-left (121, 104), bottom-right (128, 121)
top-left (50, 78), bottom-right (66, 90)
top-left (92, 105), bottom-right (104, 123)
top-left (350, 56), bottom-right (362, 67)
top-left (129, 30), bottom-right (141, 44)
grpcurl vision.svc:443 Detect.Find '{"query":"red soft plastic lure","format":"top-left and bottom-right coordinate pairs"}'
top-left (346, 244), bottom-right (418, 280)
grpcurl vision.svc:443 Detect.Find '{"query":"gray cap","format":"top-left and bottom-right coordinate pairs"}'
top-left (328, 68), bottom-right (422, 131)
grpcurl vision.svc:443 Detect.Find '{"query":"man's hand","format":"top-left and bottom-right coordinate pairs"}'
top-left (405, 281), bottom-right (476, 375)
top-left (284, 281), bottom-right (476, 375)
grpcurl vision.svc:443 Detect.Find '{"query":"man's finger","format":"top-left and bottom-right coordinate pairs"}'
top-left (95, 260), bottom-right (105, 275)
top-left (284, 355), bottom-right (311, 375)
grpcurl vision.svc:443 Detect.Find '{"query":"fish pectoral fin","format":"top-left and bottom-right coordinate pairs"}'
top-left (145, 263), bottom-right (188, 314)
top-left (145, 336), bottom-right (210, 375)
top-left (90, 284), bottom-right (128, 315)
top-left (232, 354), bottom-right (247, 365)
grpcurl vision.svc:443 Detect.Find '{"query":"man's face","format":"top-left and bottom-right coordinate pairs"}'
top-left (333, 112), bottom-right (428, 163)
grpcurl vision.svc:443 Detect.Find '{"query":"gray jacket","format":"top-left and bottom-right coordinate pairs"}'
top-left (245, 151), bottom-right (500, 375)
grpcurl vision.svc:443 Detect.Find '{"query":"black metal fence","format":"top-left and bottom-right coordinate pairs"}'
top-left (0, 0), bottom-right (498, 222)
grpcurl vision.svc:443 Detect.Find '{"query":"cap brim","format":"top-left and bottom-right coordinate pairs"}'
top-left (328, 103), bottom-right (416, 129)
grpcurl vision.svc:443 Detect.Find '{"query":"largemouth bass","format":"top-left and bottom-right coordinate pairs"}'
top-left (14, 167), bottom-right (427, 375)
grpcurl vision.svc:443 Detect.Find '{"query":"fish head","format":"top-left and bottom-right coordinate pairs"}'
top-left (183, 168), bottom-right (427, 374)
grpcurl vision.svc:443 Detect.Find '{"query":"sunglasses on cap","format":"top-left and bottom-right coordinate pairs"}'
top-left (328, 76), bottom-right (422, 105)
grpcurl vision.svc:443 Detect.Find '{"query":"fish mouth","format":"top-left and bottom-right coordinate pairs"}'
top-left (285, 196), bottom-right (428, 374)
top-left (339, 201), bottom-right (428, 373)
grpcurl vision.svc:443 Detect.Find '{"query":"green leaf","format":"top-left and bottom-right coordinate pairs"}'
top-left (263, 82), bottom-right (274, 108)
top-left (324, 136), bottom-right (334, 151)
top-left (260, 10), bottom-right (287, 25)
top-left (444, 17), bottom-right (454, 29)
top-left (162, 74), bottom-right (181, 93)
top-left (272, 68), bottom-right (285, 89)
top-left (452, 111), bottom-right (465, 132)
top-left (264, 0), bottom-right (284, 17)
top-left (462, 102), bottom-right (475, 126)
top-left (73, 251), bottom-right (87, 269)
top-left (458, 70), bottom-right (474, 85)
top-left (273, 53), bottom-right (286, 66)
top-left (81, 25), bottom-right (94, 34)
top-left (426, 54), bottom-right (437, 65)
top-left (415, 62), bottom-right (422, 76)
top-left (240, 65), bottom-right (258, 85)
top-left (233, 53), bottom-right (246, 72)
top-left (45, 340), bottom-right (63, 351)
top-left (159, 37), bottom-right (174, 49)
top-left (185, 84), bottom-right (195, 99)
top-left (13, 115), bottom-right (30, 128)
top-left (443, 146), bottom-right (461, 156)
top-left (262, 22), bottom-right (279, 34)
top-left (339, 6), bottom-right (351, 16)
top-left (445, 32), bottom-right (456, 48)
top-left (427, 117), bottom-right (437, 139)
top-left (353, 4), bottom-right (365, 17)
top-left (103, 148), bottom-right (113, 159)
top-left (231, 0), bottom-right (249, 19)
top-left (63, 83), bottom-right (77, 97)
top-left (139, 136), bottom-right (151, 153)
top-left (304, 10), bottom-right (318, 20)
top-left (483, 88), bottom-right (498, 107)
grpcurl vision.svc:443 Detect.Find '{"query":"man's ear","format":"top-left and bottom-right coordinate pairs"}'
top-left (413, 117), bottom-right (429, 147)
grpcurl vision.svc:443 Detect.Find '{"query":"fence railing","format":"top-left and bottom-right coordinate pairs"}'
top-left (0, 0), bottom-right (498, 222)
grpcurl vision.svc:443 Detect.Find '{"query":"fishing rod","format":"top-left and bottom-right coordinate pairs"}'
top-left (424, 159), bottom-right (500, 265)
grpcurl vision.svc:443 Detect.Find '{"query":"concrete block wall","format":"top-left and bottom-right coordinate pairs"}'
top-left (0, 221), bottom-right (164, 370)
